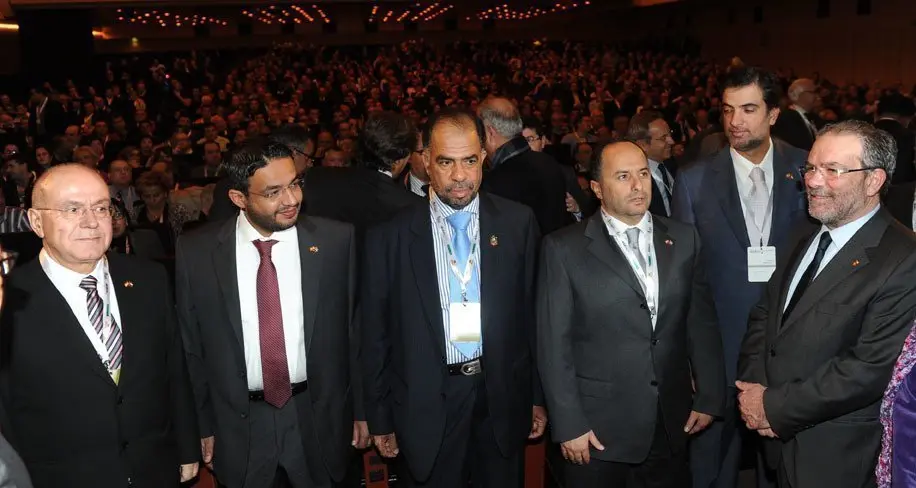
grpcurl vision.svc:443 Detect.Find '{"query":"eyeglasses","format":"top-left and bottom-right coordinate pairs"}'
top-left (524, 135), bottom-right (541, 143)
top-left (290, 146), bottom-right (315, 164)
top-left (800, 164), bottom-right (877, 181)
top-left (33, 205), bottom-right (114, 220)
top-left (248, 178), bottom-right (304, 200)
top-left (0, 250), bottom-right (17, 277)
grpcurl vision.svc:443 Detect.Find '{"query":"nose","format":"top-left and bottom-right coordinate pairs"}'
top-left (79, 209), bottom-right (101, 228)
top-left (281, 184), bottom-right (303, 206)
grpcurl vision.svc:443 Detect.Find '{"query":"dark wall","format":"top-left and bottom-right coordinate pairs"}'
top-left (17, 8), bottom-right (95, 88)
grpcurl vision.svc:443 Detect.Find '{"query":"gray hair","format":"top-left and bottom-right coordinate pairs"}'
top-left (787, 78), bottom-right (815, 102)
top-left (818, 120), bottom-right (897, 192)
top-left (478, 102), bottom-right (523, 139)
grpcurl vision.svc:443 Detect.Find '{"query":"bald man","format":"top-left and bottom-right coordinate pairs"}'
top-left (772, 78), bottom-right (820, 151)
top-left (0, 164), bottom-right (199, 488)
top-left (537, 142), bottom-right (724, 487)
top-left (478, 97), bottom-right (572, 234)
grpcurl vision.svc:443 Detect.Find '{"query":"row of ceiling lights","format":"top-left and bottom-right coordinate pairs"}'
top-left (115, 8), bottom-right (229, 27)
top-left (474, 1), bottom-right (591, 21)
top-left (367, 3), bottom-right (455, 23)
top-left (241, 5), bottom-right (330, 25)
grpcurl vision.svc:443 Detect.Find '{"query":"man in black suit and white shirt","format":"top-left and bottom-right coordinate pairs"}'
top-left (176, 140), bottom-right (363, 488)
top-left (629, 110), bottom-right (677, 217)
top-left (361, 108), bottom-right (546, 487)
top-left (772, 78), bottom-right (820, 151)
top-left (538, 141), bottom-right (725, 487)
top-left (738, 121), bottom-right (916, 488)
top-left (1, 164), bottom-right (199, 488)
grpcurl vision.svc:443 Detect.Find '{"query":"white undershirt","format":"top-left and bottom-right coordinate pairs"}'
top-left (235, 211), bottom-right (307, 390)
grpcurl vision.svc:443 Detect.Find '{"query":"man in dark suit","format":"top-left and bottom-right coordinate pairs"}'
top-left (361, 108), bottom-right (546, 487)
top-left (176, 140), bottom-right (363, 488)
top-left (884, 179), bottom-right (916, 229)
top-left (630, 110), bottom-right (677, 217)
top-left (1, 164), bottom-right (199, 487)
top-left (738, 120), bottom-right (916, 488)
top-left (478, 97), bottom-right (572, 234)
top-left (874, 93), bottom-right (916, 184)
top-left (772, 78), bottom-right (819, 151)
top-left (538, 141), bottom-right (725, 487)
top-left (671, 66), bottom-right (811, 488)
top-left (28, 88), bottom-right (66, 148)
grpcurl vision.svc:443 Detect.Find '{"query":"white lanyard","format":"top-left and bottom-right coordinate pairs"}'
top-left (432, 204), bottom-right (479, 302)
top-left (604, 213), bottom-right (659, 320)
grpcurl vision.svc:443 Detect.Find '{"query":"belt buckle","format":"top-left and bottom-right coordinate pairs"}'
top-left (461, 359), bottom-right (481, 376)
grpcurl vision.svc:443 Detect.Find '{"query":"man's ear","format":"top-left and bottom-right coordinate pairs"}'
top-left (227, 189), bottom-right (247, 211)
top-left (27, 208), bottom-right (44, 238)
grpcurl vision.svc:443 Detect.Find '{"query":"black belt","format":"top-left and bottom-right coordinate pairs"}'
top-left (249, 381), bottom-right (308, 401)
top-left (447, 358), bottom-right (483, 376)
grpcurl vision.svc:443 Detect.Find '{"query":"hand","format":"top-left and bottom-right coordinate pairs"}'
top-left (565, 193), bottom-right (580, 214)
top-left (560, 430), bottom-right (604, 465)
top-left (373, 433), bottom-right (399, 458)
top-left (758, 428), bottom-right (779, 438)
top-left (683, 411), bottom-right (714, 435)
top-left (352, 421), bottom-right (372, 449)
top-left (736, 381), bottom-right (770, 430)
top-left (529, 406), bottom-right (548, 439)
top-left (200, 436), bottom-right (214, 470)
top-left (179, 462), bottom-right (199, 483)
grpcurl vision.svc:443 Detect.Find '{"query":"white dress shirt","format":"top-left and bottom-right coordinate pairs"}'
top-left (648, 158), bottom-right (672, 216)
top-left (39, 250), bottom-right (123, 366)
top-left (408, 173), bottom-right (427, 197)
top-left (235, 211), bottom-right (307, 390)
top-left (602, 211), bottom-right (660, 328)
top-left (783, 204), bottom-right (880, 311)
top-left (732, 139), bottom-right (775, 245)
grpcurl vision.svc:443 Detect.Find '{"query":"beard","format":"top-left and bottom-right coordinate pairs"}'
top-left (247, 205), bottom-right (298, 233)
top-left (436, 182), bottom-right (477, 210)
top-left (731, 135), bottom-right (766, 153)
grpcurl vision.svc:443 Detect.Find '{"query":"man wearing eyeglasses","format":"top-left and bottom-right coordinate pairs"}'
top-left (772, 78), bottom-right (821, 152)
top-left (175, 140), bottom-right (362, 488)
top-left (737, 120), bottom-right (916, 488)
top-left (0, 163), bottom-right (200, 487)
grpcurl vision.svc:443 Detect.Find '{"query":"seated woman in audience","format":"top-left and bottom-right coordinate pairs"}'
top-left (133, 170), bottom-right (190, 256)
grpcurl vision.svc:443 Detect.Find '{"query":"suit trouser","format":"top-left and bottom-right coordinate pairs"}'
top-left (404, 374), bottom-right (523, 488)
top-left (689, 386), bottom-right (742, 488)
top-left (562, 406), bottom-right (689, 488)
top-left (220, 391), bottom-right (331, 488)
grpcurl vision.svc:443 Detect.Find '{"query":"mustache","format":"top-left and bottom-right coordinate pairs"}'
top-left (445, 182), bottom-right (474, 192)
top-left (807, 189), bottom-right (831, 197)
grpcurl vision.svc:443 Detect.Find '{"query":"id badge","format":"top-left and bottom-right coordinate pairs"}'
top-left (748, 246), bottom-right (777, 282)
top-left (449, 302), bottom-right (482, 342)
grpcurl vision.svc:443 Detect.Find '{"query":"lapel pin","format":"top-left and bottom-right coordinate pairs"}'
top-left (664, 239), bottom-right (673, 246)
top-left (123, 280), bottom-right (134, 288)
top-left (852, 259), bottom-right (860, 267)
top-left (309, 246), bottom-right (319, 254)
top-left (489, 235), bottom-right (499, 247)
top-left (785, 172), bottom-right (795, 180)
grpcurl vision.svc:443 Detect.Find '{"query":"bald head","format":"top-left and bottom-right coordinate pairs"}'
top-left (590, 140), bottom-right (651, 225)
top-left (788, 78), bottom-right (819, 111)
top-left (32, 163), bottom-right (106, 208)
top-left (591, 140), bottom-right (647, 181)
top-left (478, 97), bottom-right (523, 151)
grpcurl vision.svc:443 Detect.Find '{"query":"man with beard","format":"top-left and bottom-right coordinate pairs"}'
top-left (361, 108), bottom-right (546, 487)
top-left (175, 140), bottom-right (363, 488)
top-left (738, 121), bottom-right (916, 488)
top-left (670, 66), bottom-right (810, 488)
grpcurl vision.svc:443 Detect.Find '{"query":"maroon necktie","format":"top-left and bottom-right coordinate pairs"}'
top-left (253, 239), bottom-right (291, 408)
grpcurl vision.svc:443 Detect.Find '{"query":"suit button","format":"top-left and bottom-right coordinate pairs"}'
top-left (640, 303), bottom-right (648, 310)
top-left (769, 349), bottom-right (776, 357)
top-left (650, 381), bottom-right (658, 387)
top-left (238, 371), bottom-right (245, 379)
top-left (241, 412), bottom-right (248, 419)
top-left (117, 396), bottom-right (123, 405)
top-left (651, 339), bottom-right (659, 346)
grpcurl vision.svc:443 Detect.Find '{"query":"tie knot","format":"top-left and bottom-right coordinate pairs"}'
top-left (750, 166), bottom-right (766, 184)
top-left (446, 211), bottom-right (472, 232)
top-left (625, 227), bottom-right (641, 247)
top-left (816, 231), bottom-right (833, 252)
top-left (253, 239), bottom-right (278, 257)
top-left (79, 275), bottom-right (98, 292)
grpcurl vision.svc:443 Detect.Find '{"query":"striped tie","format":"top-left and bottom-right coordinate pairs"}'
top-left (80, 276), bottom-right (123, 374)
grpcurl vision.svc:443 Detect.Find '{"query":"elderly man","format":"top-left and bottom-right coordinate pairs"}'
top-left (772, 78), bottom-right (820, 151)
top-left (738, 121), bottom-right (916, 488)
top-left (0, 164), bottom-right (199, 487)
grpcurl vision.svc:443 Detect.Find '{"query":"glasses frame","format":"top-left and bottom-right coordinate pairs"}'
top-left (800, 164), bottom-right (877, 180)
top-left (247, 178), bottom-right (304, 200)
top-left (32, 205), bottom-right (114, 220)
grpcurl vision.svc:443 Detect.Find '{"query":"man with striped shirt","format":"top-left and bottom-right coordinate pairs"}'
top-left (0, 205), bottom-right (30, 234)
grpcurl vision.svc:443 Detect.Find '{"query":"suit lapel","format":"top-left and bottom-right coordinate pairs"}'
top-left (709, 149), bottom-right (752, 248)
top-left (584, 213), bottom-right (645, 298)
top-left (108, 256), bottom-right (139, 389)
top-left (296, 219), bottom-right (322, 354)
top-left (212, 218), bottom-right (246, 360)
top-left (409, 205), bottom-right (447, 358)
top-left (478, 194), bottom-right (502, 347)
top-left (775, 229), bottom-right (817, 329)
top-left (651, 218), bottom-right (674, 334)
top-left (770, 141), bottom-right (803, 245)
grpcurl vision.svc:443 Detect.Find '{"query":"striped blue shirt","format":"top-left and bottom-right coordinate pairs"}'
top-left (430, 192), bottom-right (482, 364)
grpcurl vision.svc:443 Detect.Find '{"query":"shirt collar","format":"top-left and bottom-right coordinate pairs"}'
top-left (236, 210), bottom-right (298, 244)
top-left (409, 173), bottom-right (427, 193)
top-left (821, 203), bottom-right (881, 250)
top-left (490, 135), bottom-right (530, 169)
top-left (601, 208), bottom-right (651, 236)
top-left (378, 169), bottom-right (393, 178)
top-left (648, 158), bottom-right (662, 173)
top-left (730, 138), bottom-right (775, 178)
top-left (430, 191), bottom-right (480, 219)
top-left (39, 248), bottom-right (106, 288)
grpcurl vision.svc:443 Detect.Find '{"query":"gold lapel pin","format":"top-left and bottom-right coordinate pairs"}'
top-left (785, 172), bottom-right (795, 180)
top-left (852, 259), bottom-right (860, 267)
top-left (664, 239), bottom-right (674, 246)
top-left (309, 246), bottom-right (319, 254)
top-left (489, 235), bottom-right (499, 247)
top-left (123, 281), bottom-right (134, 288)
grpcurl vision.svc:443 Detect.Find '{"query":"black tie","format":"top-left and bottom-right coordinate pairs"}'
top-left (783, 232), bottom-right (833, 321)
top-left (658, 162), bottom-right (672, 199)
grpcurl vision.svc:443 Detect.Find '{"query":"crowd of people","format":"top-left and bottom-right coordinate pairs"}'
top-left (0, 39), bottom-right (916, 488)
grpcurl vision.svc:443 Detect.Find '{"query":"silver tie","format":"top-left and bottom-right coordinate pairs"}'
top-left (749, 167), bottom-right (769, 232)
top-left (624, 227), bottom-right (647, 271)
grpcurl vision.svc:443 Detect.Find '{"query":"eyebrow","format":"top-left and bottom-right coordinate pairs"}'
top-left (436, 154), bottom-right (479, 162)
top-left (723, 102), bottom-right (760, 109)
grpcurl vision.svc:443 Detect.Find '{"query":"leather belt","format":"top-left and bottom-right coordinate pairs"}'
top-left (447, 358), bottom-right (483, 376)
top-left (249, 381), bottom-right (308, 401)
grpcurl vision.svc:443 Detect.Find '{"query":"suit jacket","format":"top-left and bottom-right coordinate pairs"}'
top-left (738, 208), bottom-right (916, 488)
top-left (884, 181), bottom-right (916, 228)
top-left (772, 109), bottom-right (816, 151)
top-left (28, 99), bottom-right (66, 140)
top-left (175, 216), bottom-right (358, 486)
top-left (671, 140), bottom-right (811, 384)
top-left (537, 213), bottom-right (724, 463)
top-left (0, 254), bottom-right (198, 488)
top-left (361, 192), bottom-right (542, 481)
top-left (482, 140), bottom-right (573, 235)
top-left (647, 162), bottom-right (677, 218)
top-left (875, 119), bottom-right (916, 185)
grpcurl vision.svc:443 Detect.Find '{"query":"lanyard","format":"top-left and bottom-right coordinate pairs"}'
top-left (603, 213), bottom-right (659, 319)
top-left (431, 204), bottom-right (479, 302)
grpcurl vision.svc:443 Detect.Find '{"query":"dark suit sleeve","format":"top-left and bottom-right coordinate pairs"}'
top-left (738, 284), bottom-right (772, 386)
top-left (670, 167), bottom-right (695, 225)
top-left (159, 264), bottom-right (201, 465)
top-left (346, 225), bottom-right (365, 421)
top-left (763, 252), bottom-right (916, 439)
top-left (174, 237), bottom-right (215, 438)
top-left (686, 227), bottom-right (726, 417)
top-left (360, 224), bottom-right (394, 435)
top-left (524, 210), bottom-right (544, 407)
top-left (536, 236), bottom-right (589, 443)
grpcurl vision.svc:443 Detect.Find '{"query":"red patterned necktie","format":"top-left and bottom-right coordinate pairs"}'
top-left (253, 239), bottom-right (291, 408)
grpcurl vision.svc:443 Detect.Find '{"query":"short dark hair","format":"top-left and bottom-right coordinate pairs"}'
top-left (224, 139), bottom-right (293, 193)
top-left (269, 124), bottom-right (311, 154)
top-left (877, 93), bottom-right (916, 118)
top-left (723, 66), bottom-right (781, 110)
top-left (627, 110), bottom-right (665, 141)
top-left (354, 112), bottom-right (417, 172)
top-left (423, 108), bottom-right (486, 151)
top-left (521, 117), bottom-right (544, 137)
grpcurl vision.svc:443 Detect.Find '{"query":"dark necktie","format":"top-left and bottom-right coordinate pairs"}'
top-left (658, 162), bottom-right (672, 197)
top-left (783, 232), bottom-right (833, 321)
top-left (253, 239), bottom-right (291, 408)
